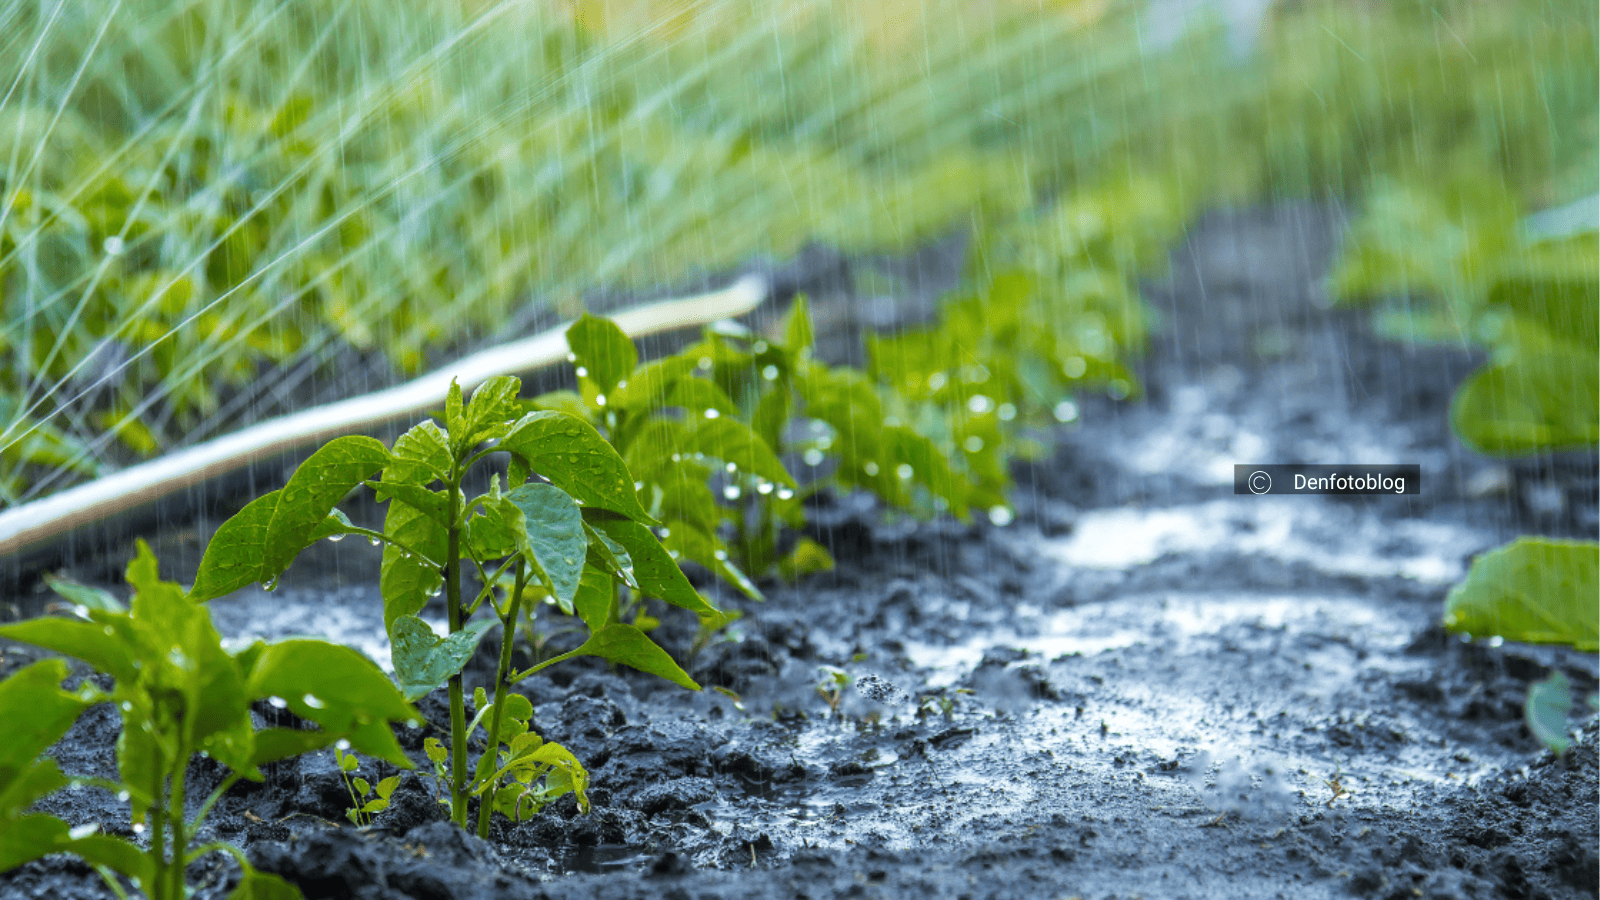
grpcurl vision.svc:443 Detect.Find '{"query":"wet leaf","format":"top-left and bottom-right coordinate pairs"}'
top-left (1450, 348), bottom-right (1600, 456)
top-left (390, 615), bottom-right (498, 703)
top-left (41, 574), bottom-right (124, 612)
top-left (574, 624), bottom-right (699, 690)
top-left (1525, 672), bottom-right (1573, 755)
top-left (462, 375), bottom-right (523, 445)
top-left (380, 501), bottom-right (447, 629)
top-left (567, 314), bottom-right (638, 394)
top-left (591, 518), bottom-right (718, 617)
top-left (245, 639), bottom-right (417, 767)
top-left (499, 411), bottom-right (655, 524)
top-left (503, 483), bottom-right (586, 610)
top-left (689, 417), bottom-right (794, 488)
top-left (1444, 537), bottom-right (1599, 651)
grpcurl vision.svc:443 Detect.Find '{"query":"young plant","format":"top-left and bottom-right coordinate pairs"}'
top-left (0, 541), bottom-right (417, 900)
top-left (334, 747), bottom-right (400, 827)
top-left (189, 376), bottom-right (718, 836)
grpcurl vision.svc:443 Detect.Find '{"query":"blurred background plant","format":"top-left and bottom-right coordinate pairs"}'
top-left (2, 0), bottom-right (1594, 506)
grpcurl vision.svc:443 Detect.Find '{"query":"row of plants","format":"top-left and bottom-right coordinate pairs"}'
top-left (1334, 180), bottom-right (1599, 753)
top-left (1, 259), bottom-right (1153, 895)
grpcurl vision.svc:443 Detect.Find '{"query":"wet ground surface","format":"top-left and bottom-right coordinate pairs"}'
top-left (3, 203), bottom-right (1597, 899)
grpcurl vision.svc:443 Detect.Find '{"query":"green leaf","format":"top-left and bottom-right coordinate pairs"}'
top-left (379, 501), bottom-right (447, 629)
top-left (783, 294), bottom-right (815, 354)
top-left (191, 437), bottom-right (389, 600)
top-left (688, 417), bottom-right (794, 488)
top-left (353, 777), bottom-right (371, 795)
top-left (667, 378), bottom-right (739, 416)
top-left (0, 618), bottom-right (139, 684)
top-left (504, 483), bottom-right (586, 610)
top-left (1450, 349), bottom-right (1600, 456)
top-left (445, 379), bottom-right (466, 444)
top-left (567, 314), bottom-right (639, 394)
top-left (229, 867), bottom-right (304, 900)
top-left (1489, 276), bottom-right (1598, 345)
top-left (389, 616), bottom-right (498, 702)
top-left (1444, 537), bottom-right (1599, 651)
top-left (41, 574), bottom-right (124, 612)
top-left (245, 639), bottom-right (417, 767)
top-left (571, 564), bottom-right (614, 629)
top-left (462, 375), bottom-right (523, 445)
top-left (528, 390), bottom-right (594, 423)
top-left (592, 519), bottom-right (718, 617)
top-left (371, 480), bottom-right (453, 526)
top-left (0, 816), bottom-right (149, 882)
top-left (573, 624), bottom-right (699, 690)
top-left (307, 508), bottom-right (357, 543)
top-left (376, 774), bottom-right (401, 800)
top-left (0, 660), bottom-right (88, 811)
top-left (387, 421), bottom-right (452, 486)
top-left (778, 537), bottom-right (836, 580)
top-left (611, 356), bottom-right (698, 412)
top-left (582, 521), bottom-right (636, 589)
top-left (499, 411), bottom-right (655, 524)
top-left (1525, 673), bottom-right (1573, 755)
top-left (264, 436), bottom-right (391, 571)
top-left (664, 524), bottom-right (762, 601)
top-left (191, 491), bottom-right (278, 600)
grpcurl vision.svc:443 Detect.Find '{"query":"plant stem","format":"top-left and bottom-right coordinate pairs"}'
top-left (445, 462), bottom-right (469, 828)
top-left (167, 754), bottom-right (187, 900)
top-left (148, 771), bottom-right (168, 900)
top-left (475, 563), bottom-right (530, 838)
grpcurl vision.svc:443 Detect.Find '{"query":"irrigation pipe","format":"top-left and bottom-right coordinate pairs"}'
top-left (0, 275), bottom-right (769, 560)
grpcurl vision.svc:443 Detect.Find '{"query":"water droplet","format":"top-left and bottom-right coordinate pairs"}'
top-left (967, 394), bottom-right (994, 414)
top-left (303, 694), bottom-right (326, 710)
top-left (776, 487), bottom-right (795, 500)
top-left (723, 484), bottom-right (742, 501)
top-left (713, 549), bottom-right (729, 561)
top-left (634, 480), bottom-right (644, 490)
top-left (964, 436), bottom-right (985, 453)
top-left (594, 393), bottom-right (607, 407)
top-left (427, 585), bottom-right (442, 598)
top-left (704, 408), bottom-right (721, 419)
top-left (104, 626), bottom-right (115, 636)
top-left (574, 366), bottom-right (589, 378)
top-left (962, 364), bottom-right (991, 383)
top-left (616, 379), bottom-right (628, 389)
top-left (120, 701), bottom-right (133, 712)
top-left (117, 790), bottom-right (130, 802)
top-left (988, 506), bottom-right (1015, 527)
top-left (132, 825), bottom-right (145, 837)
top-left (326, 533), bottom-right (346, 543)
top-left (671, 453), bottom-right (682, 462)
top-left (803, 449), bottom-right (824, 467)
top-left (863, 461), bottom-right (880, 476)
top-left (103, 236), bottom-right (125, 255)
top-left (369, 536), bottom-right (382, 547)
top-left (697, 356), bottom-right (713, 371)
top-left (756, 481), bottom-right (774, 495)
top-left (896, 463), bottom-right (914, 480)
top-left (406, 719), bottom-right (421, 728)
top-left (268, 696), bottom-right (287, 709)
top-left (566, 352), bottom-right (577, 363)
top-left (815, 435), bottom-right (833, 450)
top-left (927, 372), bottom-right (948, 391)
top-left (753, 341), bottom-right (769, 354)
top-left (997, 403), bottom-right (1017, 422)
top-left (760, 365), bottom-right (779, 381)
top-left (1053, 400), bottom-right (1079, 423)
top-left (656, 527), bottom-right (671, 538)
top-left (261, 576), bottom-right (279, 592)
top-left (336, 738), bottom-right (351, 750)
top-left (724, 461), bottom-right (738, 474)
top-left (72, 604), bottom-right (89, 618)
top-left (1063, 356), bottom-right (1088, 379)
top-left (668, 550), bottom-right (680, 560)
top-left (1488, 635), bottom-right (1505, 648)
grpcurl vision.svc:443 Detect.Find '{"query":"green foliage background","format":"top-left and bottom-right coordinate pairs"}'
top-left (2, 0), bottom-right (1595, 503)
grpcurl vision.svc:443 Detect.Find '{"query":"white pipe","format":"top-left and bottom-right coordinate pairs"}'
top-left (0, 275), bottom-right (769, 558)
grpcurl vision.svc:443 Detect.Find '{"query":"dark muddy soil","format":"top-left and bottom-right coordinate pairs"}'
top-left (3, 203), bottom-right (1597, 900)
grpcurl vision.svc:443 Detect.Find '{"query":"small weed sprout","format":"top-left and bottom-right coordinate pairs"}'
top-left (335, 747), bottom-right (401, 827)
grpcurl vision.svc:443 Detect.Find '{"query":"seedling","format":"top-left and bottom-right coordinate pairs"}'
top-left (189, 376), bottom-right (715, 837)
top-left (0, 541), bottom-right (417, 900)
top-left (816, 665), bottom-right (852, 717)
top-left (335, 747), bottom-right (401, 827)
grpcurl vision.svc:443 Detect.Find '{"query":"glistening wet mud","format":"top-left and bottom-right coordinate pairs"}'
top-left (3, 204), bottom-right (1596, 899)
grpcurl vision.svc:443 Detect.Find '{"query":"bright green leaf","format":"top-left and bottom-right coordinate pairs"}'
top-left (389, 616), bottom-right (497, 702)
top-left (567, 314), bottom-right (639, 394)
top-left (1525, 672), bottom-right (1573, 755)
top-left (592, 518), bottom-right (718, 617)
top-left (504, 483), bottom-right (586, 610)
top-left (1444, 537), bottom-right (1599, 651)
top-left (574, 624), bottom-right (699, 690)
top-left (499, 411), bottom-right (655, 523)
top-left (1451, 349), bottom-right (1600, 456)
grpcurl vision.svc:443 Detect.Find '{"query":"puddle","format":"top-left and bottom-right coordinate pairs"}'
top-left (1039, 497), bottom-right (1483, 582)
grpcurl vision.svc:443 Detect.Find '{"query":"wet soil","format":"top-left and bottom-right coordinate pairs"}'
top-left (3, 203), bottom-right (1597, 900)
